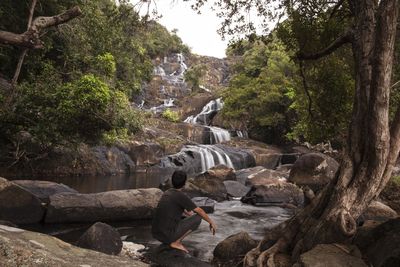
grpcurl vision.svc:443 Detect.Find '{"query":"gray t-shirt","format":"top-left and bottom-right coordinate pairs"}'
top-left (151, 188), bottom-right (197, 244)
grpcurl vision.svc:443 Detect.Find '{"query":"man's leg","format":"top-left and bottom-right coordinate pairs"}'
top-left (170, 214), bottom-right (202, 252)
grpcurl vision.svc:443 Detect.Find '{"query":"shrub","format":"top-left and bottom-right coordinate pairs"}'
top-left (162, 109), bottom-right (180, 122)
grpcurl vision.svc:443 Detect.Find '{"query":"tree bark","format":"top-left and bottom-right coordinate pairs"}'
top-left (244, 0), bottom-right (399, 266)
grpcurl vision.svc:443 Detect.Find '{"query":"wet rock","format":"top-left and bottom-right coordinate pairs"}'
top-left (147, 244), bottom-right (211, 267)
top-left (223, 180), bottom-right (250, 198)
top-left (13, 180), bottom-right (77, 204)
top-left (120, 242), bottom-right (145, 261)
top-left (0, 177), bottom-right (45, 224)
top-left (77, 222), bottom-right (122, 255)
top-left (191, 197), bottom-right (216, 213)
top-left (275, 164), bottom-right (293, 174)
top-left (212, 231), bottom-right (257, 267)
top-left (354, 218), bottom-right (400, 267)
top-left (158, 144), bottom-right (255, 175)
top-left (288, 152), bottom-right (339, 192)
top-left (361, 201), bottom-right (398, 222)
top-left (241, 181), bottom-right (304, 207)
top-left (0, 225), bottom-right (146, 266)
top-left (45, 188), bottom-right (162, 223)
top-left (298, 244), bottom-right (367, 267)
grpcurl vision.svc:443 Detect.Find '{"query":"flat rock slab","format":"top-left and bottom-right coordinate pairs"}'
top-left (13, 180), bottom-right (78, 204)
top-left (0, 177), bottom-right (45, 224)
top-left (147, 244), bottom-right (211, 267)
top-left (299, 244), bottom-right (367, 267)
top-left (45, 188), bottom-right (162, 223)
top-left (0, 225), bottom-right (147, 267)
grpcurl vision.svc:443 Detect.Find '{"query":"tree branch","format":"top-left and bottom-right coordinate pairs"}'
top-left (299, 60), bottom-right (314, 119)
top-left (0, 6), bottom-right (82, 49)
top-left (297, 28), bottom-right (354, 60)
top-left (329, 0), bottom-right (345, 20)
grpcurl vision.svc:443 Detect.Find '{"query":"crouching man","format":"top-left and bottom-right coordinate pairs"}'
top-left (152, 170), bottom-right (217, 253)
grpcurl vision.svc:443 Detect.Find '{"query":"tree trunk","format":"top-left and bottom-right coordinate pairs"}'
top-left (244, 0), bottom-right (400, 266)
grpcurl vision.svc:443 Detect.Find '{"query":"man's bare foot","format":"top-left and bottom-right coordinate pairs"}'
top-left (170, 241), bottom-right (189, 253)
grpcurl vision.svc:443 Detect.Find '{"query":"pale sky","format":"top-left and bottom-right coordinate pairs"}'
top-left (147, 1), bottom-right (229, 58)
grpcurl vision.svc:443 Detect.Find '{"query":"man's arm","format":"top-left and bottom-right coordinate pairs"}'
top-left (193, 207), bottom-right (217, 235)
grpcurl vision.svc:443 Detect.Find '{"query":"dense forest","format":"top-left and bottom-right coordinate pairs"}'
top-left (0, 0), bottom-right (188, 153)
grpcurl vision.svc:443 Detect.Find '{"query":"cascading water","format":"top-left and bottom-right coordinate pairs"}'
top-left (182, 145), bottom-right (234, 173)
top-left (184, 98), bottom-right (231, 144)
top-left (236, 130), bottom-right (249, 138)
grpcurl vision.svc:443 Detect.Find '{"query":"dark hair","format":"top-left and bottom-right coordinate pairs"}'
top-left (171, 170), bottom-right (187, 189)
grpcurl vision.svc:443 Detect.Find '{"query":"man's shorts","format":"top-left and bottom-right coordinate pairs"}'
top-left (170, 214), bottom-right (202, 242)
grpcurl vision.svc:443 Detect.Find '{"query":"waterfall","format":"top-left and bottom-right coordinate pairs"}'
top-left (183, 145), bottom-right (234, 173)
top-left (208, 126), bottom-right (231, 144)
top-left (184, 98), bottom-right (224, 125)
top-left (236, 130), bottom-right (248, 138)
top-left (184, 98), bottom-right (231, 144)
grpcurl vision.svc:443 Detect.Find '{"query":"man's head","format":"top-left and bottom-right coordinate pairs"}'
top-left (171, 170), bottom-right (187, 189)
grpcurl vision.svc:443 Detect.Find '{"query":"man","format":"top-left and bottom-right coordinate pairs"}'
top-left (152, 170), bottom-right (217, 253)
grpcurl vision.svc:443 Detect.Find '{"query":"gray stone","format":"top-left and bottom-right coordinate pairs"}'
top-left (213, 232), bottom-right (257, 266)
top-left (362, 200), bottom-right (398, 222)
top-left (354, 218), bottom-right (400, 267)
top-left (77, 222), bottom-right (123, 255)
top-left (45, 188), bottom-right (162, 223)
top-left (0, 177), bottom-right (45, 224)
top-left (147, 244), bottom-right (211, 267)
top-left (289, 152), bottom-right (339, 192)
top-left (0, 225), bottom-right (147, 266)
top-left (223, 180), bottom-right (250, 198)
top-left (299, 244), bottom-right (367, 267)
top-left (241, 181), bottom-right (304, 207)
top-left (13, 180), bottom-right (77, 204)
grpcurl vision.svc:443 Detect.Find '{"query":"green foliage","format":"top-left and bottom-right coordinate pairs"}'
top-left (0, 0), bottom-right (186, 150)
top-left (162, 109), bottom-right (180, 123)
top-left (276, 10), bottom-right (355, 144)
top-left (184, 64), bottom-right (207, 91)
top-left (222, 39), bottom-right (298, 144)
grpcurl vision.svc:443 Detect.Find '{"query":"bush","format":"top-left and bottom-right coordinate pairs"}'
top-left (162, 109), bottom-right (180, 122)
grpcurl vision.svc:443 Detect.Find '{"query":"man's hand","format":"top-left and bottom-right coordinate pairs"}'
top-left (209, 222), bottom-right (217, 235)
top-left (184, 209), bottom-right (194, 216)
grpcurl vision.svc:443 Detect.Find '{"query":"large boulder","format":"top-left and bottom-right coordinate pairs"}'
top-left (244, 169), bottom-right (288, 187)
top-left (77, 222), bottom-right (123, 255)
top-left (241, 181), bottom-right (304, 207)
top-left (223, 180), bottom-right (250, 198)
top-left (12, 180), bottom-right (77, 204)
top-left (288, 152), bottom-right (339, 192)
top-left (147, 244), bottom-right (211, 267)
top-left (298, 244), bottom-right (367, 267)
top-left (0, 177), bottom-right (45, 224)
top-left (45, 188), bottom-right (162, 223)
top-left (354, 218), bottom-right (400, 267)
top-left (119, 141), bottom-right (164, 166)
top-left (361, 200), bottom-right (398, 222)
top-left (185, 177), bottom-right (228, 202)
top-left (212, 232), bottom-right (258, 267)
top-left (202, 165), bottom-right (236, 181)
top-left (0, 225), bottom-right (146, 267)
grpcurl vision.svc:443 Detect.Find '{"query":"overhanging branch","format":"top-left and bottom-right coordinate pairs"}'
top-left (297, 28), bottom-right (354, 60)
top-left (0, 6), bottom-right (82, 49)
